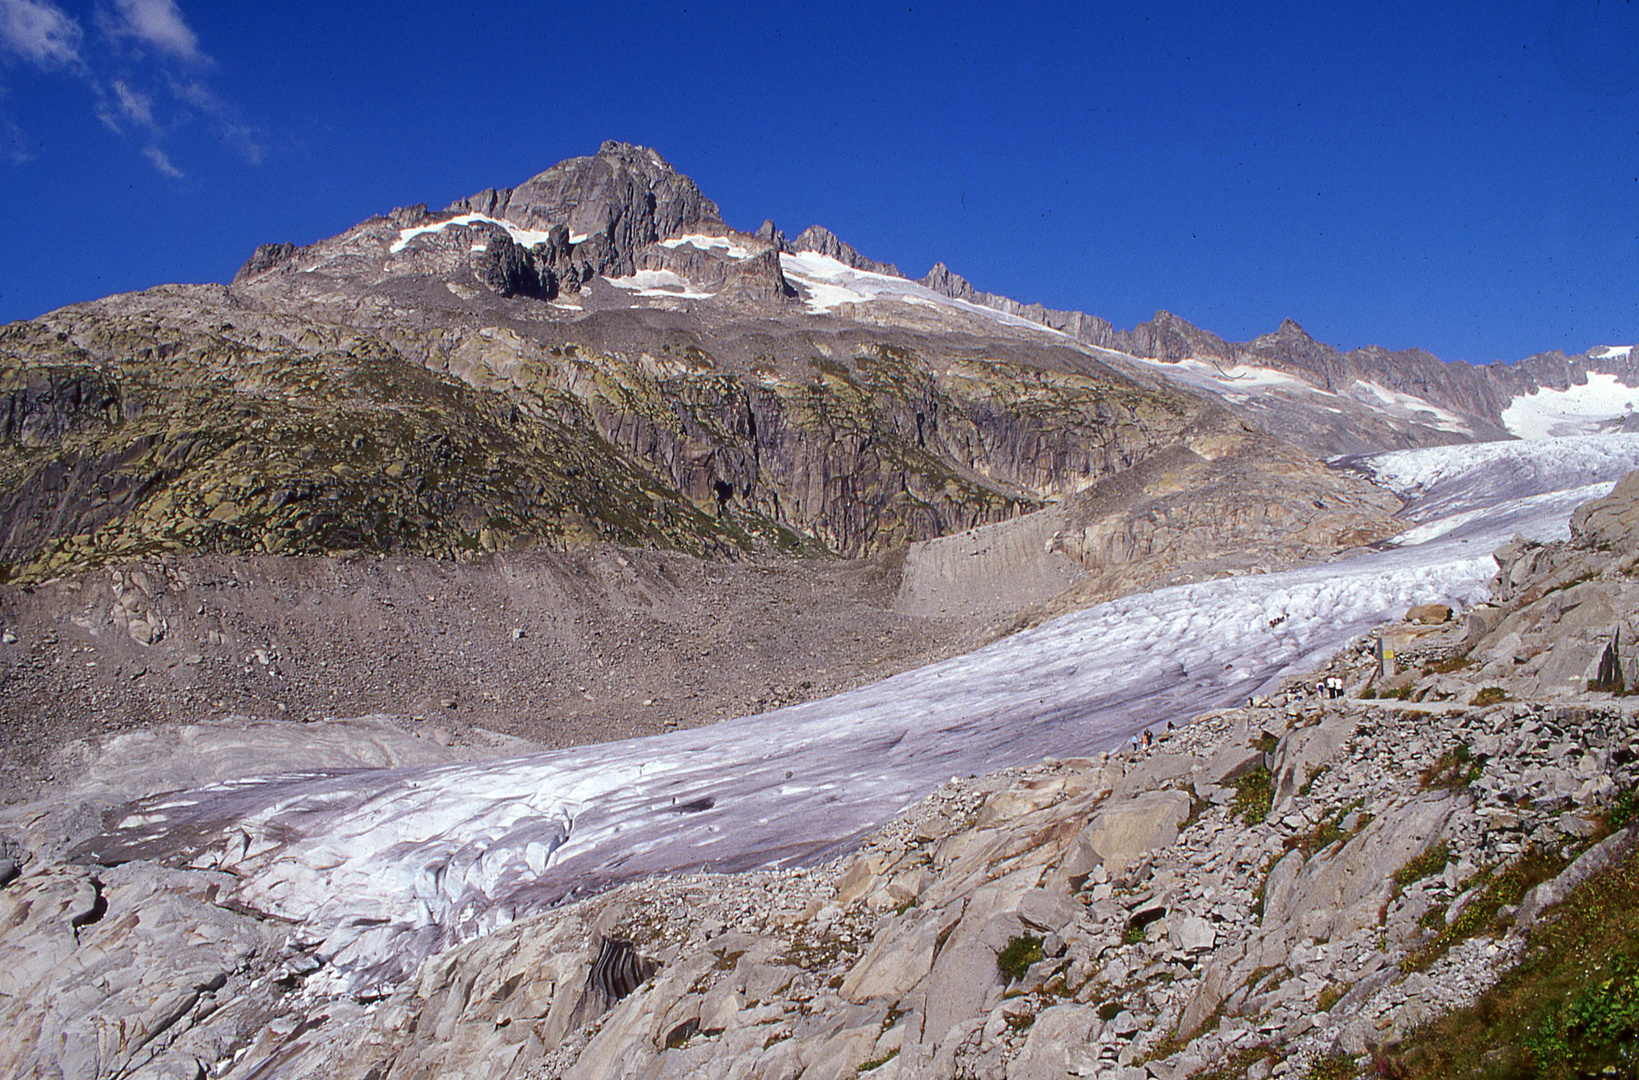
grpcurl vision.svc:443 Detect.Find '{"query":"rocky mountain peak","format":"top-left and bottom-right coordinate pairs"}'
top-left (445, 141), bottom-right (723, 279)
top-left (789, 225), bottom-right (900, 277)
top-left (1250, 317), bottom-right (1340, 361)
top-left (919, 261), bottom-right (976, 301)
top-left (753, 219), bottom-right (786, 248)
top-left (1122, 310), bottom-right (1235, 363)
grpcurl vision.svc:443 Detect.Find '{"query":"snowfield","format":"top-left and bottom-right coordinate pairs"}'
top-left (658, 233), bottom-right (754, 259)
top-left (602, 269), bottom-right (716, 299)
top-left (1352, 432), bottom-right (1639, 524)
top-left (1109, 357), bottom-right (1472, 436)
top-left (1344, 380), bottom-right (1473, 435)
top-left (388, 213), bottom-right (573, 254)
top-left (777, 251), bottom-right (1068, 334)
top-left (1116, 354), bottom-right (1323, 400)
top-left (1501, 372), bottom-right (1639, 439)
top-left (86, 435), bottom-right (1639, 995)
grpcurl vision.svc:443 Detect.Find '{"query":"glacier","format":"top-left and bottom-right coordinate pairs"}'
top-left (80, 434), bottom-right (1639, 996)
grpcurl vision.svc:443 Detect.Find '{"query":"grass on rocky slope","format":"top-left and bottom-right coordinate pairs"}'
top-left (2, 300), bottom-right (1209, 579)
top-left (1370, 844), bottom-right (1639, 1079)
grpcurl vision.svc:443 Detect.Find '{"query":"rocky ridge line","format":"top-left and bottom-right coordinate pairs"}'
top-left (919, 263), bottom-right (1639, 430)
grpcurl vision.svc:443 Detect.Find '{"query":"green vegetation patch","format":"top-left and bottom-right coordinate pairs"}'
top-left (997, 934), bottom-right (1044, 982)
top-left (1375, 846), bottom-right (1639, 1079)
top-left (858, 1047), bottom-right (900, 1072)
top-left (1190, 1045), bottom-right (1278, 1080)
top-left (1420, 743), bottom-right (1484, 790)
top-left (1393, 841), bottom-right (1453, 888)
top-left (1304, 1051), bottom-right (1358, 1079)
top-left (1293, 799), bottom-right (1372, 856)
top-left (1233, 766), bottom-right (1275, 825)
top-left (1401, 847), bottom-right (1568, 974)
top-left (1469, 686), bottom-right (1509, 707)
top-left (1605, 785), bottom-right (1639, 832)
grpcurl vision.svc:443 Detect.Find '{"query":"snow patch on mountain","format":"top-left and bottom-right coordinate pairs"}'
top-left (1114, 354), bottom-right (1325, 400)
top-left (1344, 380), bottom-right (1473, 435)
top-left (388, 213), bottom-right (570, 254)
top-left (1501, 372), bottom-right (1639, 439)
top-left (602, 269), bottom-right (715, 299)
top-left (1593, 345), bottom-right (1634, 359)
top-left (658, 234), bottom-right (754, 259)
top-left (777, 251), bottom-right (1066, 334)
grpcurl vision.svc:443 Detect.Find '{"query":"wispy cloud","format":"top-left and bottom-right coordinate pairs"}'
top-left (108, 0), bottom-right (201, 61)
top-left (166, 74), bottom-right (262, 163)
top-left (99, 76), bottom-right (152, 128)
top-left (2, 111), bottom-right (31, 162)
top-left (0, 0), bottom-right (261, 177)
top-left (141, 143), bottom-right (181, 176)
top-left (0, 0), bottom-right (83, 66)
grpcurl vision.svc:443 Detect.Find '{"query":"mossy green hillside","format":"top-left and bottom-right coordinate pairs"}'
top-left (1, 293), bottom-right (1201, 580)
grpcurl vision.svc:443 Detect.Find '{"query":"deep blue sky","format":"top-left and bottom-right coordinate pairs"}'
top-left (1, 1), bottom-right (1635, 363)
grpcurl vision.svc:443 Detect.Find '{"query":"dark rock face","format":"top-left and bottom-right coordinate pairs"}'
top-left (447, 141), bottom-right (721, 280)
top-left (754, 219), bottom-right (787, 248)
top-left (717, 249), bottom-right (798, 304)
top-left (574, 347), bottom-right (1199, 558)
top-left (0, 367), bottom-right (120, 446)
top-left (469, 225), bottom-right (553, 300)
top-left (0, 442), bottom-right (159, 581)
top-left (1119, 311), bottom-right (1236, 363)
top-left (636, 242), bottom-right (796, 303)
top-left (0, 289), bottom-right (1208, 579)
top-left (790, 225), bottom-right (900, 276)
top-left (586, 938), bottom-right (656, 1005)
top-left (232, 242), bottom-right (298, 282)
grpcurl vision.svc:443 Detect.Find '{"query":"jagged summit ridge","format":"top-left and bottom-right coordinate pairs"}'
top-left (446, 140), bottom-right (723, 280)
top-left (787, 224), bottom-right (900, 277)
top-left (222, 138), bottom-right (1638, 454)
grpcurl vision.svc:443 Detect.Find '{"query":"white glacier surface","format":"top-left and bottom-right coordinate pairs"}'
top-left (83, 435), bottom-right (1639, 994)
top-left (1355, 432), bottom-right (1639, 524)
top-left (1501, 372), bottom-right (1639, 439)
top-left (777, 251), bottom-right (1069, 335)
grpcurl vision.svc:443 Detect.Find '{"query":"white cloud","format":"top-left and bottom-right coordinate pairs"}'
top-left (110, 0), bottom-right (200, 60)
top-left (112, 77), bottom-right (152, 125)
top-left (2, 112), bottom-right (30, 162)
top-left (0, 0), bottom-right (257, 176)
top-left (0, 0), bottom-right (83, 66)
top-left (141, 143), bottom-right (181, 176)
top-left (218, 118), bottom-right (263, 164)
top-left (165, 73), bottom-right (216, 111)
